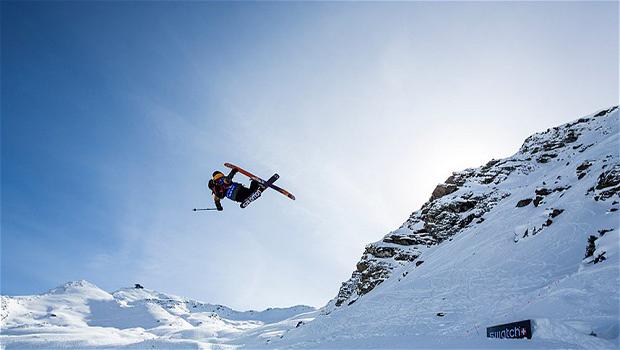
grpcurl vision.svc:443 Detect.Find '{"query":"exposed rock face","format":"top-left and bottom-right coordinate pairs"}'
top-left (333, 106), bottom-right (619, 308)
top-left (594, 164), bottom-right (620, 201)
top-left (430, 183), bottom-right (458, 201)
top-left (576, 161), bottom-right (592, 180)
top-left (516, 198), bottom-right (533, 207)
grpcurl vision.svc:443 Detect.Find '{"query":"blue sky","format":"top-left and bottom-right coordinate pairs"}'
top-left (1, 1), bottom-right (618, 310)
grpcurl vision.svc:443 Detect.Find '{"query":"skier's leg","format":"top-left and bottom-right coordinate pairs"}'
top-left (249, 180), bottom-right (259, 192)
top-left (234, 186), bottom-right (253, 202)
top-left (235, 181), bottom-right (260, 202)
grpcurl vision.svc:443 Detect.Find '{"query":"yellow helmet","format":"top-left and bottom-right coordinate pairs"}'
top-left (212, 171), bottom-right (225, 181)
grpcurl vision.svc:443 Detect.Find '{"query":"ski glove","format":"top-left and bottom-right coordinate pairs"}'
top-left (214, 198), bottom-right (223, 211)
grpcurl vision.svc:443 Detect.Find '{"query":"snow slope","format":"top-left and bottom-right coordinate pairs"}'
top-left (2, 106), bottom-right (618, 349)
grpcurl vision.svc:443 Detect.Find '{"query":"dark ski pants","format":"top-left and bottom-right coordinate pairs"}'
top-left (234, 180), bottom-right (260, 202)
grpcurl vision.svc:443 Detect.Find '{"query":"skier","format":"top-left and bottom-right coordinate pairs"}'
top-left (208, 169), bottom-right (260, 211)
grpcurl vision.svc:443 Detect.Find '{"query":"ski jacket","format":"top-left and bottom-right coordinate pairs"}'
top-left (212, 169), bottom-right (239, 210)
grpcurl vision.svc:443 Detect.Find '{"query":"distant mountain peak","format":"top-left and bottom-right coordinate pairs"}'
top-left (46, 279), bottom-right (103, 294)
top-left (2, 279), bottom-right (317, 348)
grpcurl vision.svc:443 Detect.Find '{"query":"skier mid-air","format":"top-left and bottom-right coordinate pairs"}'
top-left (208, 169), bottom-right (260, 211)
top-left (205, 163), bottom-right (296, 210)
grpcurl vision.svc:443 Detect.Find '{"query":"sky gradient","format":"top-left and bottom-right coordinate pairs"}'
top-left (2, 1), bottom-right (618, 310)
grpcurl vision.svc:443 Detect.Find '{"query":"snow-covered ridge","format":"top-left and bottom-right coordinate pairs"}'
top-left (332, 105), bottom-right (619, 309)
top-left (111, 284), bottom-right (312, 323)
top-left (1, 280), bottom-right (316, 349)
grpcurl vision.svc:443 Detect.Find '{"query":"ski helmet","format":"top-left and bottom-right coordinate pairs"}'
top-left (212, 171), bottom-right (225, 181)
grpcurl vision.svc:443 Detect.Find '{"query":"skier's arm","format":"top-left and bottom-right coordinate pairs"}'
top-left (213, 195), bottom-right (223, 211)
top-left (227, 168), bottom-right (238, 180)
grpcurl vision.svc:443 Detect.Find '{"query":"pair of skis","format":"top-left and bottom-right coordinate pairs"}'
top-left (224, 163), bottom-right (296, 208)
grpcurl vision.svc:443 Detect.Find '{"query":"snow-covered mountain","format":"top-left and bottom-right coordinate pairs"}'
top-left (270, 106), bottom-right (619, 349)
top-left (2, 106), bottom-right (618, 349)
top-left (332, 106), bottom-right (619, 310)
top-left (1, 280), bottom-right (317, 349)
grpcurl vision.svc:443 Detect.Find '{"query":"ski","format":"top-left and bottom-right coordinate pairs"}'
top-left (224, 163), bottom-right (296, 201)
top-left (241, 173), bottom-right (279, 208)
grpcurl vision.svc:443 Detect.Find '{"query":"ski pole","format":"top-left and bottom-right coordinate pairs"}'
top-left (193, 208), bottom-right (218, 211)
